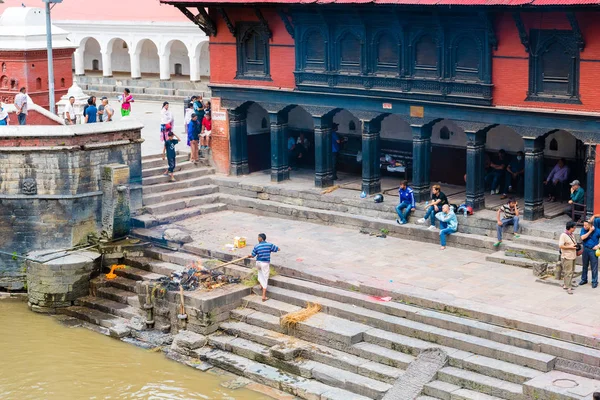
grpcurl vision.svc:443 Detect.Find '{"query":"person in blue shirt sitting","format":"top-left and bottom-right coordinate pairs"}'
top-left (396, 180), bottom-right (415, 225)
top-left (579, 220), bottom-right (599, 288)
top-left (249, 233), bottom-right (280, 302)
top-left (435, 204), bottom-right (458, 250)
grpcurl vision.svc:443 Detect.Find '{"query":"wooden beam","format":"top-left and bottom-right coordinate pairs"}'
top-left (277, 9), bottom-right (294, 39)
top-left (175, 5), bottom-right (216, 37)
top-left (512, 12), bottom-right (529, 53)
top-left (254, 7), bottom-right (272, 39)
top-left (217, 7), bottom-right (235, 37)
top-left (197, 7), bottom-right (217, 37)
top-left (566, 12), bottom-right (585, 52)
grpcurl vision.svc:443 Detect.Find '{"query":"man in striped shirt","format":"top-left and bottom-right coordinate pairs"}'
top-left (250, 233), bottom-right (280, 302)
top-left (494, 198), bottom-right (520, 247)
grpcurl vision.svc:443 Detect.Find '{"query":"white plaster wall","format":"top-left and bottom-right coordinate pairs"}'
top-left (430, 120), bottom-right (467, 147)
top-left (83, 38), bottom-right (101, 70)
top-left (288, 106), bottom-right (313, 130)
top-left (380, 114), bottom-right (412, 141)
top-left (247, 103), bottom-right (269, 135)
top-left (170, 40), bottom-right (189, 75)
top-left (545, 130), bottom-right (577, 159)
top-left (485, 125), bottom-right (523, 153)
top-left (140, 40), bottom-right (159, 74)
top-left (200, 43), bottom-right (210, 77)
top-left (333, 110), bottom-right (360, 136)
top-left (111, 38), bottom-right (130, 73)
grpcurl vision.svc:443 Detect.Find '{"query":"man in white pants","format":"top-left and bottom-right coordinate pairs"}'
top-left (249, 233), bottom-right (280, 302)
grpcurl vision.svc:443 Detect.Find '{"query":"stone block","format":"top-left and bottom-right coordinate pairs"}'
top-left (270, 343), bottom-right (302, 361)
top-left (295, 313), bottom-right (368, 347)
top-left (173, 330), bottom-right (208, 350)
top-left (523, 370), bottom-right (600, 400)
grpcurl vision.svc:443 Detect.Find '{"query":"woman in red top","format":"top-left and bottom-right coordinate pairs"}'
top-left (200, 112), bottom-right (212, 150)
top-left (120, 88), bottom-right (133, 117)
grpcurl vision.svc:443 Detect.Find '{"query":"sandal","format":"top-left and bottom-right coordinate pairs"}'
top-left (567, 289), bottom-right (573, 295)
top-left (262, 297), bottom-right (269, 302)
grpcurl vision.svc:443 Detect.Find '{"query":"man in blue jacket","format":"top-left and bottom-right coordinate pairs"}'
top-left (396, 180), bottom-right (415, 225)
top-left (579, 220), bottom-right (599, 288)
top-left (435, 204), bottom-right (458, 250)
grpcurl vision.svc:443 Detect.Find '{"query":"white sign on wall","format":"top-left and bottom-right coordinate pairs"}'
top-left (212, 111), bottom-right (226, 121)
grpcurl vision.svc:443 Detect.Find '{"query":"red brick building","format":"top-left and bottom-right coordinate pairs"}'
top-left (163, 0), bottom-right (600, 220)
top-left (0, 7), bottom-right (75, 122)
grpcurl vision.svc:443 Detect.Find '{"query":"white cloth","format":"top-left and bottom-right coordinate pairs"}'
top-left (184, 108), bottom-right (194, 125)
top-left (160, 107), bottom-right (173, 125)
top-left (200, 129), bottom-right (212, 138)
top-left (15, 92), bottom-right (27, 114)
top-left (0, 107), bottom-right (8, 121)
top-left (256, 261), bottom-right (270, 289)
top-left (63, 103), bottom-right (76, 120)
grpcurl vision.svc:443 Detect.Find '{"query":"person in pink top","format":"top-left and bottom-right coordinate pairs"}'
top-left (119, 88), bottom-right (133, 117)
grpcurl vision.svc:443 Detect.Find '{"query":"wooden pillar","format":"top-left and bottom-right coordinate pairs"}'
top-left (362, 120), bottom-right (381, 195)
top-left (313, 117), bottom-right (333, 188)
top-left (586, 144), bottom-right (596, 219)
top-left (523, 137), bottom-right (545, 221)
top-left (269, 112), bottom-right (289, 182)
top-left (465, 130), bottom-right (487, 210)
top-left (229, 109), bottom-right (249, 176)
top-left (411, 125), bottom-right (431, 202)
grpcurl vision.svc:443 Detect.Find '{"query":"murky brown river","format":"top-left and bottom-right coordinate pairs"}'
top-left (0, 300), bottom-right (271, 400)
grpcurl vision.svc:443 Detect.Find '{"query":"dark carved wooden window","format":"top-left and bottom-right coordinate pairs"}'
top-left (236, 24), bottom-right (271, 80)
top-left (375, 33), bottom-right (399, 75)
top-left (414, 34), bottom-right (438, 77)
top-left (528, 29), bottom-right (580, 103)
top-left (339, 33), bottom-right (361, 71)
top-left (453, 37), bottom-right (480, 81)
top-left (306, 31), bottom-right (325, 62)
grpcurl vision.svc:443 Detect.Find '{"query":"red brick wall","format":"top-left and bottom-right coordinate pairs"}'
top-left (208, 97), bottom-right (231, 173)
top-left (596, 152), bottom-right (600, 215)
top-left (0, 49), bottom-right (74, 113)
top-left (493, 12), bottom-right (600, 112)
top-left (209, 7), bottom-right (295, 89)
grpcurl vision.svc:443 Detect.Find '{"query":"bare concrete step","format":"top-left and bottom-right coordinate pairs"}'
top-left (242, 294), bottom-right (302, 316)
top-left (144, 247), bottom-right (206, 266)
top-left (142, 153), bottom-right (188, 169)
top-left (105, 275), bottom-right (138, 293)
top-left (76, 295), bottom-right (140, 320)
top-left (437, 367), bottom-right (523, 400)
top-left (143, 167), bottom-right (214, 186)
top-left (268, 276), bottom-right (597, 368)
top-left (351, 342), bottom-right (415, 369)
top-left (142, 184), bottom-right (218, 206)
top-left (452, 354), bottom-right (542, 385)
top-left (142, 160), bottom-right (198, 178)
top-left (194, 347), bottom-right (372, 400)
top-left (133, 202), bottom-right (227, 228)
top-left (144, 193), bottom-right (219, 215)
top-left (264, 285), bottom-right (556, 371)
top-left (60, 306), bottom-right (130, 338)
top-left (523, 370), bottom-right (600, 400)
top-left (142, 176), bottom-right (214, 195)
top-left (115, 265), bottom-right (164, 282)
top-left (97, 286), bottom-right (138, 304)
top-left (485, 251), bottom-right (548, 269)
top-left (123, 256), bottom-right (185, 276)
top-left (424, 380), bottom-right (504, 400)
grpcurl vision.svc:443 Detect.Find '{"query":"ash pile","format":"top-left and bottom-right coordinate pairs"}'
top-left (156, 265), bottom-right (242, 292)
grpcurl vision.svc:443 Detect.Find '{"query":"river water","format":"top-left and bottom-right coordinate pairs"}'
top-left (0, 300), bottom-right (271, 400)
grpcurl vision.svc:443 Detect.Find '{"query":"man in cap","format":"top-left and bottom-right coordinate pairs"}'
top-left (565, 179), bottom-right (585, 218)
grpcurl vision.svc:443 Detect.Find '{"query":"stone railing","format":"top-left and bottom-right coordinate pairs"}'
top-left (0, 120), bottom-right (144, 291)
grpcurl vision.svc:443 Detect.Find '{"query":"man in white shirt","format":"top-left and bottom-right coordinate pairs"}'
top-left (100, 97), bottom-right (114, 122)
top-left (14, 87), bottom-right (27, 125)
top-left (64, 96), bottom-right (76, 125)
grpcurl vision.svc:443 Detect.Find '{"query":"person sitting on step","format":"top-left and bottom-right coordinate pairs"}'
top-left (395, 180), bottom-right (415, 225)
top-left (418, 184), bottom-right (448, 231)
top-left (435, 204), bottom-right (458, 250)
top-left (544, 158), bottom-right (569, 202)
top-left (494, 197), bottom-right (520, 247)
top-left (565, 179), bottom-right (585, 219)
top-left (485, 149), bottom-right (509, 195)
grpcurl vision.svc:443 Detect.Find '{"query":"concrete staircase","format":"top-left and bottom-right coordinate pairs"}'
top-left (132, 151), bottom-right (227, 229)
top-left (135, 247), bottom-right (600, 400)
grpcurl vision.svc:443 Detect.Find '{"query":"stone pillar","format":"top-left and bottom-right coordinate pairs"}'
top-left (74, 48), bottom-right (85, 76)
top-left (314, 117), bottom-right (333, 188)
top-left (523, 137), bottom-right (545, 220)
top-left (411, 125), bottom-right (431, 202)
top-left (130, 51), bottom-right (141, 79)
top-left (101, 50), bottom-right (112, 77)
top-left (159, 53), bottom-right (171, 81)
top-left (586, 144), bottom-right (596, 219)
top-left (229, 110), bottom-right (249, 176)
top-left (270, 112), bottom-right (289, 182)
top-left (362, 120), bottom-right (381, 195)
top-left (26, 250), bottom-right (101, 313)
top-left (101, 164), bottom-right (132, 239)
top-left (465, 130), bottom-right (487, 210)
top-left (189, 52), bottom-right (200, 82)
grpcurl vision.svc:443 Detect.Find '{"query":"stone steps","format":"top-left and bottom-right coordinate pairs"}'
top-left (144, 193), bottom-right (220, 215)
top-left (142, 184), bottom-right (218, 206)
top-left (437, 367), bottom-right (524, 400)
top-left (142, 160), bottom-right (208, 178)
top-left (133, 202), bottom-right (227, 228)
top-left (142, 166), bottom-right (215, 186)
top-left (207, 334), bottom-right (394, 398)
top-left (97, 286), bottom-right (139, 304)
top-left (104, 275), bottom-right (138, 293)
top-left (123, 256), bottom-right (186, 276)
top-left (76, 295), bottom-right (141, 320)
top-left (259, 283), bottom-right (557, 371)
top-left (114, 265), bottom-right (165, 282)
top-left (423, 380), bottom-right (504, 400)
top-left (485, 251), bottom-right (548, 269)
top-left (194, 347), bottom-right (372, 400)
top-left (60, 306), bottom-right (130, 338)
top-left (142, 153), bottom-right (189, 169)
top-left (144, 247), bottom-right (204, 266)
top-left (142, 176), bottom-right (214, 195)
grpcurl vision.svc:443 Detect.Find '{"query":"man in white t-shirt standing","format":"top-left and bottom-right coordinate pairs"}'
top-left (14, 87), bottom-right (28, 125)
top-left (63, 96), bottom-right (76, 125)
top-left (100, 97), bottom-right (114, 122)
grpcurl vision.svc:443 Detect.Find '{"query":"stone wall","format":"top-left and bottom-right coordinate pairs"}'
top-left (0, 121), bottom-right (144, 290)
